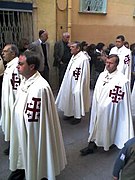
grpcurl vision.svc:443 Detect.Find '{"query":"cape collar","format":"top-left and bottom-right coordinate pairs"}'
top-left (6, 57), bottom-right (18, 68)
top-left (103, 69), bottom-right (118, 86)
top-left (21, 71), bottom-right (40, 92)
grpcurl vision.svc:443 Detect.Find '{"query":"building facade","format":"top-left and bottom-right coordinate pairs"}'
top-left (1, 0), bottom-right (135, 89)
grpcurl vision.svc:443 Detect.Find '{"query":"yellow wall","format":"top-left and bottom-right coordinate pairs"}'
top-left (56, 2), bottom-right (67, 40)
top-left (0, 0), bottom-right (57, 89)
top-left (33, 0), bottom-right (57, 89)
top-left (33, 0), bottom-right (56, 42)
top-left (5, 0), bottom-right (135, 89)
top-left (71, 0), bottom-right (135, 46)
top-left (32, 0), bottom-right (135, 89)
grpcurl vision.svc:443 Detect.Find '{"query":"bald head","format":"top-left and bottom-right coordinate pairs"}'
top-left (62, 32), bottom-right (70, 43)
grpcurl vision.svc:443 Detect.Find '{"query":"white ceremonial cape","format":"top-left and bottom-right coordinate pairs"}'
top-left (88, 70), bottom-right (134, 151)
top-left (9, 72), bottom-right (67, 180)
top-left (131, 82), bottom-right (135, 116)
top-left (55, 51), bottom-right (90, 118)
top-left (0, 57), bottom-right (21, 141)
top-left (109, 45), bottom-right (132, 81)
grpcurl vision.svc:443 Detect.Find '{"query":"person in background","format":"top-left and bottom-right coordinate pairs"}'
top-left (130, 43), bottom-right (135, 91)
top-left (92, 42), bottom-right (106, 89)
top-left (27, 43), bottom-right (46, 74)
top-left (8, 50), bottom-right (67, 180)
top-left (53, 32), bottom-right (72, 87)
top-left (124, 41), bottom-right (129, 49)
top-left (80, 41), bottom-right (88, 52)
top-left (86, 43), bottom-right (96, 89)
top-left (112, 137), bottom-right (135, 180)
top-left (105, 43), bottom-right (115, 55)
top-left (56, 41), bottom-right (90, 125)
top-left (109, 35), bottom-right (131, 81)
top-left (18, 38), bottom-right (29, 54)
top-left (86, 43), bottom-right (96, 72)
top-left (131, 50), bottom-right (135, 116)
top-left (80, 54), bottom-right (134, 156)
top-left (33, 29), bottom-right (50, 82)
top-left (80, 41), bottom-right (91, 61)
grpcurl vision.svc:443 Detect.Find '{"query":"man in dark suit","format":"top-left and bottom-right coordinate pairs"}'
top-left (53, 32), bottom-right (71, 87)
top-left (33, 29), bottom-right (50, 82)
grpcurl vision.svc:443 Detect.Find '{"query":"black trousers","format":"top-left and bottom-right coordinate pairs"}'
top-left (40, 66), bottom-right (49, 83)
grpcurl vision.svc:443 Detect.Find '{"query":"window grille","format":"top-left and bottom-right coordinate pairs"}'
top-left (79, 0), bottom-right (107, 14)
top-left (0, 10), bottom-right (33, 50)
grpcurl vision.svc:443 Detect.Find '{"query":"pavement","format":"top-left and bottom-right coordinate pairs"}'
top-left (0, 90), bottom-right (131, 180)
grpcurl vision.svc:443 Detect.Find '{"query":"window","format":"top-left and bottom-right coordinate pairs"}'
top-left (0, 1), bottom-right (33, 50)
top-left (79, 0), bottom-right (107, 14)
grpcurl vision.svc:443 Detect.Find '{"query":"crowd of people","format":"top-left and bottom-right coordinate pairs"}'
top-left (0, 31), bottom-right (135, 180)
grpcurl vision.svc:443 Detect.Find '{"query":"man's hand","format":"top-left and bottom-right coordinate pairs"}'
top-left (112, 176), bottom-right (118, 180)
top-left (60, 61), bottom-right (63, 65)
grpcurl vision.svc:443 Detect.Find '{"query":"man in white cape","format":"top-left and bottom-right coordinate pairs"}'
top-left (0, 44), bottom-right (21, 155)
top-left (55, 41), bottom-right (90, 125)
top-left (80, 54), bottom-right (134, 156)
top-left (109, 35), bottom-right (131, 81)
top-left (9, 51), bottom-right (67, 180)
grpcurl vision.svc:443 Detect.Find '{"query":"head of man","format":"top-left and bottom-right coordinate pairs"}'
top-left (19, 38), bottom-right (29, 51)
top-left (2, 44), bottom-right (19, 63)
top-left (39, 29), bottom-right (48, 43)
top-left (96, 42), bottom-right (105, 53)
top-left (124, 41), bottom-right (129, 49)
top-left (62, 32), bottom-right (70, 43)
top-left (106, 54), bottom-right (119, 73)
top-left (115, 35), bottom-right (125, 49)
top-left (17, 50), bottom-right (40, 79)
top-left (70, 41), bottom-right (81, 56)
top-left (81, 41), bottom-right (88, 51)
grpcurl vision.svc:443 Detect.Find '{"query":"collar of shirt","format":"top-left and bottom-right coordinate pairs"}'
top-left (6, 57), bottom-right (18, 68)
top-left (117, 45), bottom-right (126, 53)
top-left (107, 69), bottom-right (118, 78)
top-left (103, 69), bottom-right (118, 86)
top-left (21, 71), bottom-right (40, 92)
top-left (39, 39), bottom-right (46, 45)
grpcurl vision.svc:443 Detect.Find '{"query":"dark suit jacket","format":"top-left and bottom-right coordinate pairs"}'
top-left (53, 40), bottom-right (64, 67)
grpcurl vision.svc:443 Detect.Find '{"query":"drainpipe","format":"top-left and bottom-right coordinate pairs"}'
top-left (67, 0), bottom-right (72, 39)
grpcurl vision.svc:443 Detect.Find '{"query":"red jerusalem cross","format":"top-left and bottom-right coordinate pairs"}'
top-left (124, 54), bottom-right (130, 65)
top-left (73, 67), bottom-right (81, 80)
top-left (25, 97), bottom-right (41, 122)
top-left (10, 73), bottom-right (21, 90)
top-left (109, 85), bottom-right (125, 103)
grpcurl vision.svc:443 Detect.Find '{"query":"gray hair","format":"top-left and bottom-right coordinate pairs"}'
top-left (8, 44), bottom-right (19, 57)
top-left (63, 32), bottom-right (70, 37)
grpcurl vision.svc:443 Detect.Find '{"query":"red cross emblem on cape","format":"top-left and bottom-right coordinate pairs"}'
top-left (10, 73), bottom-right (21, 90)
top-left (73, 67), bottom-right (81, 80)
top-left (25, 97), bottom-right (41, 122)
top-left (109, 85), bottom-right (125, 103)
top-left (124, 55), bottom-right (130, 66)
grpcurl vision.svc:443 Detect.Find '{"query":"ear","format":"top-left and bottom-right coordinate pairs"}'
top-left (29, 64), bottom-right (35, 70)
top-left (11, 51), bottom-right (16, 58)
top-left (77, 47), bottom-right (81, 52)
